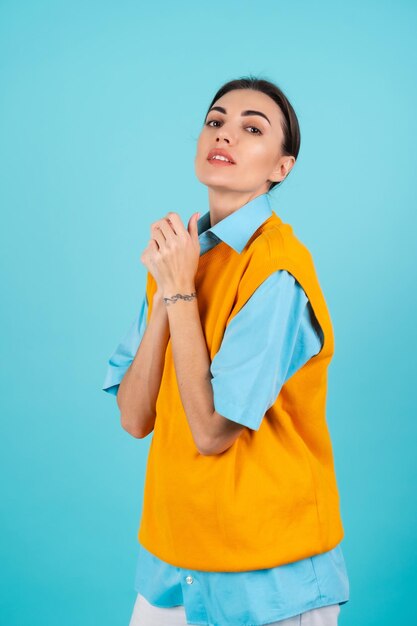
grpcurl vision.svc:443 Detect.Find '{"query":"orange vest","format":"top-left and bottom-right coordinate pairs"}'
top-left (138, 210), bottom-right (344, 572)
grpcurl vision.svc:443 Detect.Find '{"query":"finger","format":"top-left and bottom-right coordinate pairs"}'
top-left (189, 212), bottom-right (200, 239)
top-left (155, 218), bottom-right (177, 244)
top-left (165, 212), bottom-right (186, 237)
top-left (151, 224), bottom-right (166, 249)
top-left (165, 215), bottom-right (178, 235)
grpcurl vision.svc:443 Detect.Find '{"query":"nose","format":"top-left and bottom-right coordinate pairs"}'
top-left (215, 125), bottom-right (234, 144)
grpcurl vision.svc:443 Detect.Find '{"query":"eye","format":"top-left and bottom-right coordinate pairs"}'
top-left (205, 119), bottom-right (263, 136)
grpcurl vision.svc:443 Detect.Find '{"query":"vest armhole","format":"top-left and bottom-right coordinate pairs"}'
top-left (230, 256), bottom-right (334, 358)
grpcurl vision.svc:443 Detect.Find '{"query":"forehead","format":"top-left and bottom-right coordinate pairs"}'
top-left (212, 89), bottom-right (283, 126)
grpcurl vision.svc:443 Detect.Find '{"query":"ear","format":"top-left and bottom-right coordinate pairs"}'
top-left (269, 155), bottom-right (296, 184)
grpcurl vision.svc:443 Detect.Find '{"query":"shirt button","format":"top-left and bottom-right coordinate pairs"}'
top-left (185, 575), bottom-right (194, 584)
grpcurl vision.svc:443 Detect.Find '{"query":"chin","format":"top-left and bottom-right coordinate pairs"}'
top-left (196, 164), bottom-right (236, 186)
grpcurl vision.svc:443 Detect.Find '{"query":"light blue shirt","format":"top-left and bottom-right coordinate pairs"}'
top-left (102, 192), bottom-right (350, 625)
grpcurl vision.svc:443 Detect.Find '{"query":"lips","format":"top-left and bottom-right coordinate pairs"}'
top-left (207, 148), bottom-right (236, 164)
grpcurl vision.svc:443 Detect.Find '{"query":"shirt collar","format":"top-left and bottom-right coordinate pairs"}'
top-left (197, 192), bottom-right (273, 253)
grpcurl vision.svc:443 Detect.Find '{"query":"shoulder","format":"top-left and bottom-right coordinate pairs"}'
top-left (249, 218), bottom-right (315, 269)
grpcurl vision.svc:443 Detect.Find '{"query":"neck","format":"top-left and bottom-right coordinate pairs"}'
top-left (207, 187), bottom-right (268, 227)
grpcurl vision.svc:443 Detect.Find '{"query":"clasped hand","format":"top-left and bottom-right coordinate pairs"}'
top-left (140, 211), bottom-right (201, 296)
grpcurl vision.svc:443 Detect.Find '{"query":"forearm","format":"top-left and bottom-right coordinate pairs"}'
top-left (118, 292), bottom-right (170, 437)
top-left (163, 283), bottom-right (218, 454)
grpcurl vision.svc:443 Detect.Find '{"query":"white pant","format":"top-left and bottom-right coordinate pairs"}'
top-left (128, 592), bottom-right (341, 626)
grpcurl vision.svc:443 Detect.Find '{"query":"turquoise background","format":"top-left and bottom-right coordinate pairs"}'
top-left (1, 1), bottom-right (416, 624)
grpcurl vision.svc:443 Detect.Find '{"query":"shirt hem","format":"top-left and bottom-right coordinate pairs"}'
top-left (133, 587), bottom-right (349, 626)
top-left (244, 597), bottom-right (348, 626)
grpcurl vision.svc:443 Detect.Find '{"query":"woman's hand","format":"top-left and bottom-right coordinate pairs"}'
top-left (141, 211), bottom-right (200, 296)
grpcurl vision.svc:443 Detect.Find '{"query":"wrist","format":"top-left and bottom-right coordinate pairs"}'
top-left (162, 284), bottom-right (197, 306)
top-left (162, 283), bottom-right (196, 298)
top-left (152, 289), bottom-right (168, 314)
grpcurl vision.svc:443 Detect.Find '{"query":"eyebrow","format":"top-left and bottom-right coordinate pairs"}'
top-left (206, 106), bottom-right (271, 126)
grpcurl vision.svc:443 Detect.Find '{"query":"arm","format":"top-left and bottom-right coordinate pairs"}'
top-left (164, 271), bottom-right (324, 456)
top-left (117, 289), bottom-right (170, 438)
top-left (163, 283), bottom-right (246, 456)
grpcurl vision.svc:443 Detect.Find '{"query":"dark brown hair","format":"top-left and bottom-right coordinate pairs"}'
top-left (204, 74), bottom-right (301, 192)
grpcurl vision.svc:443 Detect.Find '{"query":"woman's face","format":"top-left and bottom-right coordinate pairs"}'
top-left (194, 89), bottom-right (292, 194)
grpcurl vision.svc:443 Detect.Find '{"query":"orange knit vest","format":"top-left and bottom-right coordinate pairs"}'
top-left (137, 210), bottom-right (344, 572)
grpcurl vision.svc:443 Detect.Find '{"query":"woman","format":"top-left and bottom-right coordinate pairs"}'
top-left (102, 75), bottom-right (350, 626)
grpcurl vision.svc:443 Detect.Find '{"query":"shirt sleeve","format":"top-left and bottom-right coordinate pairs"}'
top-left (209, 269), bottom-right (324, 431)
top-left (101, 293), bottom-right (148, 396)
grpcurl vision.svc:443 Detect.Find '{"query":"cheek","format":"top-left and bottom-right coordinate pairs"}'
top-left (195, 135), bottom-right (206, 160)
top-left (198, 129), bottom-right (210, 146)
top-left (196, 132), bottom-right (213, 163)
top-left (241, 140), bottom-right (274, 169)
